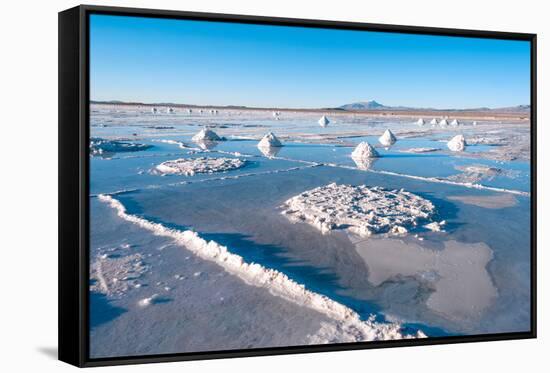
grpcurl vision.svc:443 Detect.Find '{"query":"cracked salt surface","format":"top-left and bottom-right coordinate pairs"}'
top-left (281, 183), bottom-right (444, 237)
top-left (154, 157), bottom-right (246, 176)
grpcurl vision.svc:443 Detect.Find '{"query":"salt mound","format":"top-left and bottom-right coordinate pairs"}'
top-left (281, 183), bottom-right (438, 237)
top-left (430, 118), bottom-right (438, 125)
top-left (318, 115), bottom-right (330, 127)
top-left (258, 132), bottom-right (282, 148)
top-left (439, 119), bottom-right (448, 127)
top-left (192, 128), bottom-right (221, 142)
top-left (351, 142), bottom-right (379, 162)
top-left (155, 157), bottom-right (246, 176)
top-left (151, 107), bottom-right (157, 114)
top-left (166, 107), bottom-right (174, 113)
top-left (378, 129), bottom-right (397, 147)
top-left (447, 135), bottom-right (467, 152)
top-left (473, 121), bottom-right (477, 126)
top-left (416, 118), bottom-right (425, 126)
top-left (187, 109), bottom-right (192, 114)
top-left (90, 138), bottom-right (151, 156)
top-left (451, 119), bottom-right (459, 126)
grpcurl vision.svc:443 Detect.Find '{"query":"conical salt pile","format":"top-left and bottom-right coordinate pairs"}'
top-left (439, 119), bottom-right (448, 127)
top-left (258, 132), bottom-right (282, 148)
top-left (430, 118), bottom-right (438, 125)
top-left (473, 121), bottom-right (477, 126)
top-left (192, 128), bottom-right (221, 142)
top-left (447, 135), bottom-right (466, 152)
top-left (318, 115), bottom-right (330, 127)
top-left (151, 107), bottom-right (158, 114)
top-left (167, 107), bottom-right (174, 113)
top-left (352, 141), bottom-right (379, 161)
top-left (379, 129), bottom-right (397, 147)
top-left (417, 118), bottom-right (425, 126)
top-left (451, 119), bottom-right (459, 126)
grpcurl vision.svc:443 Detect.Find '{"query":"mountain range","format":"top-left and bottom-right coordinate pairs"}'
top-left (337, 100), bottom-right (530, 112)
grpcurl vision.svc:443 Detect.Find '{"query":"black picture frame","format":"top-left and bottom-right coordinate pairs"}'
top-left (58, 4), bottom-right (537, 367)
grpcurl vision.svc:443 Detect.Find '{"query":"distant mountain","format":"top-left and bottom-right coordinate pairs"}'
top-left (338, 100), bottom-right (530, 112)
top-left (339, 100), bottom-right (388, 110)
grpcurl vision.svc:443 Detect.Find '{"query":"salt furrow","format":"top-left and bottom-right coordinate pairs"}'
top-left (98, 194), bottom-right (425, 342)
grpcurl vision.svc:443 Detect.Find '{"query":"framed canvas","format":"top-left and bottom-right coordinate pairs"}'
top-left (58, 5), bottom-right (537, 367)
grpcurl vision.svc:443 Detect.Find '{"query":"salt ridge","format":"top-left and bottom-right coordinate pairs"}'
top-left (98, 194), bottom-right (425, 342)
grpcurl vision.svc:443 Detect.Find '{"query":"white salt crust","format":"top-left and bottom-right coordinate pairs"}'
top-left (281, 183), bottom-right (442, 237)
top-left (155, 157), bottom-right (246, 176)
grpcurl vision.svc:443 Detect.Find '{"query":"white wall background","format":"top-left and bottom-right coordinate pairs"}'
top-left (0, 0), bottom-right (546, 371)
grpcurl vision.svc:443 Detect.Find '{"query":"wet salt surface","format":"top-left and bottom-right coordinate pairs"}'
top-left (120, 166), bottom-right (528, 335)
top-left (90, 104), bottom-right (531, 354)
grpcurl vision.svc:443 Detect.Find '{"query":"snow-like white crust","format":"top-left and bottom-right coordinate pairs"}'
top-left (351, 142), bottom-right (379, 161)
top-left (318, 115), bottom-right (330, 127)
top-left (192, 128), bottom-right (221, 142)
top-left (155, 157), bottom-right (246, 176)
top-left (90, 252), bottom-right (148, 296)
top-left (281, 183), bottom-right (439, 237)
top-left (98, 195), bottom-right (425, 342)
top-left (400, 147), bottom-right (441, 154)
top-left (258, 132), bottom-right (282, 148)
top-left (447, 135), bottom-right (467, 152)
top-left (90, 138), bottom-right (151, 156)
top-left (378, 129), bottom-right (397, 147)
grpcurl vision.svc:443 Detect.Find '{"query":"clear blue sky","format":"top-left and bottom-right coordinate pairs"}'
top-left (90, 14), bottom-right (530, 109)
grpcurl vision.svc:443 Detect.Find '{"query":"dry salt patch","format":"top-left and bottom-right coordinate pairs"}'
top-left (447, 164), bottom-right (517, 184)
top-left (281, 183), bottom-right (444, 237)
top-left (99, 194), bottom-right (425, 342)
top-left (90, 138), bottom-right (151, 156)
top-left (90, 253), bottom-right (148, 296)
top-left (400, 147), bottom-right (441, 154)
top-left (154, 157), bottom-right (246, 176)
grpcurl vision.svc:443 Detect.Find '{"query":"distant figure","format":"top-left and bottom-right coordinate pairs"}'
top-left (318, 115), bottom-right (330, 127)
